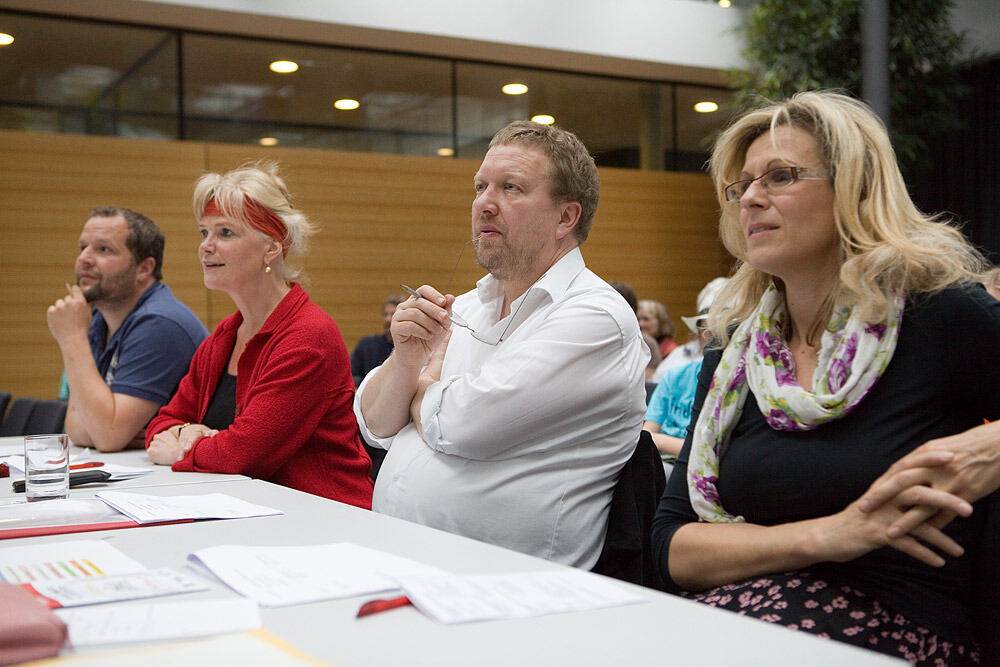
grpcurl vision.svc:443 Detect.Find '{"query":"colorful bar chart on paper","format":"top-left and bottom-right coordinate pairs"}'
top-left (0, 539), bottom-right (145, 584)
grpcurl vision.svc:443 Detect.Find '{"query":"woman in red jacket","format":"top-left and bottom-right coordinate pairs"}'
top-left (146, 162), bottom-right (373, 509)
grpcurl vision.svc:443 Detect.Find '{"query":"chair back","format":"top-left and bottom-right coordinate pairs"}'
top-left (0, 397), bottom-right (38, 436)
top-left (25, 400), bottom-right (68, 435)
top-left (0, 392), bottom-right (10, 422)
top-left (591, 429), bottom-right (667, 589)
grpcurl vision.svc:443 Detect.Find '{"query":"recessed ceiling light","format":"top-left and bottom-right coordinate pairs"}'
top-left (502, 83), bottom-right (528, 96)
top-left (694, 101), bottom-right (719, 113)
top-left (718, 0), bottom-right (732, 7)
top-left (530, 114), bottom-right (555, 125)
top-left (334, 98), bottom-right (360, 110)
top-left (259, 137), bottom-right (279, 146)
top-left (0, 33), bottom-right (13, 46)
top-left (269, 60), bottom-right (298, 74)
top-left (436, 147), bottom-right (455, 157)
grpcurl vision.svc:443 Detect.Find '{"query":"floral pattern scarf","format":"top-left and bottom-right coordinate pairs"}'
top-left (687, 285), bottom-right (906, 522)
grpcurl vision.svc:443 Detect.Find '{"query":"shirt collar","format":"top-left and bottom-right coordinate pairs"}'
top-left (475, 246), bottom-right (585, 309)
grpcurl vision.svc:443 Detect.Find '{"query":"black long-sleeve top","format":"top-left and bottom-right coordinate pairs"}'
top-left (651, 285), bottom-right (1000, 643)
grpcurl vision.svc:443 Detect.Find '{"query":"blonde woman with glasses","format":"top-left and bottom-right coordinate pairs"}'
top-left (652, 91), bottom-right (1000, 665)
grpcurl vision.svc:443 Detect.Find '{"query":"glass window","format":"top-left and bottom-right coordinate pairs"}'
top-left (454, 63), bottom-right (674, 169)
top-left (674, 85), bottom-right (736, 172)
top-left (0, 12), bottom-right (177, 138)
top-left (0, 11), bottom-right (735, 173)
top-left (182, 35), bottom-right (452, 155)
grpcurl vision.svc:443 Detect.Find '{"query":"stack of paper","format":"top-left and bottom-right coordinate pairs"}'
top-left (96, 491), bottom-right (283, 524)
top-left (188, 543), bottom-right (445, 606)
top-left (56, 598), bottom-right (260, 647)
top-left (394, 570), bottom-right (648, 624)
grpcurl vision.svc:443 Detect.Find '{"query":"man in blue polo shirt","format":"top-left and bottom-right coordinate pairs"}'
top-left (47, 207), bottom-right (208, 452)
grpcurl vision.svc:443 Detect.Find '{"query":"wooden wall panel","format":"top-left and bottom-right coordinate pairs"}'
top-left (0, 130), bottom-right (731, 400)
top-left (0, 130), bottom-right (208, 399)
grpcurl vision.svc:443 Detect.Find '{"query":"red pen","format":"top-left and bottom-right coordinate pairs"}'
top-left (70, 462), bottom-right (104, 470)
top-left (356, 595), bottom-right (412, 618)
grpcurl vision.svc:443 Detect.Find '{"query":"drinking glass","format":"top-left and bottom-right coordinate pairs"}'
top-left (24, 434), bottom-right (70, 501)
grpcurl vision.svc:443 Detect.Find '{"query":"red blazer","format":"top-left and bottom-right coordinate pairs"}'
top-left (147, 284), bottom-right (373, 509)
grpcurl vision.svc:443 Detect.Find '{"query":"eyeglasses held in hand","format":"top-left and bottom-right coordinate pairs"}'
top-left (399, 283), bottom-right (527, 346)
top-left (723, 166), bottom-right (829, 203)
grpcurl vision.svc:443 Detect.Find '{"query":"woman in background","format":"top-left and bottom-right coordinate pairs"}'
top-left (638, 299), bottom-right (677, 358)
top-left (147, 162), bottom-right (373, 508)
top-left (652, 91), bottom-right (1000, 664)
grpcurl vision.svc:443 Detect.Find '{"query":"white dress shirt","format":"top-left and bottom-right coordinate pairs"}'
top-left (355, 248), bottom-right (648, 568)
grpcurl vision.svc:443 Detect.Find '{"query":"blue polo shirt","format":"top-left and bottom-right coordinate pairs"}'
top-left (88, 282), bottom-right (208, 406)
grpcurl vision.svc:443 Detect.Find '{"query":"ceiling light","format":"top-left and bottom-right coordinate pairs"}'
top-left (259, 137), bottom-right (279, 146)
top-left (530, 114), bottom-right (555, 125)
top-left (0, 33), bottom-right (13, 46)
top-left (436, 147), bottom-right (455, 157)
top-left (269, 60), bottom-right (298, 74)
top-left (718, 0), bottom-right (732, 7)
top-left (334, 98), bottom-right (360, 110)
top-left (502, 83), bottom-right (528, 96)
top-left (694, 101), bottom-right (719, 113)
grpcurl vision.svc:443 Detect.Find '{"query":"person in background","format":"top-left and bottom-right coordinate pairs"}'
top-left (642, 278), bottom-right (728, 467)
top-left (146, 162), bottom-right (373, 508)
top-left (355, 121), bottom-right (647, 568)
top-left (609, 281), bottom-right (662, 381)
top-left (638, 299), bottom-right (677, 358)
top-left (650, 277), bottom-right (729, 383)
top-left (652, 91), bottom-right (999, 665)
top-left (47, 207), bottom-right (208, 451)
top-left (350, 294), bottom-right (405, 385)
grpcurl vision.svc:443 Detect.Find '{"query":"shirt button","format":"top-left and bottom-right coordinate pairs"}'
top-left (393, 473), bottom-right (400, 482)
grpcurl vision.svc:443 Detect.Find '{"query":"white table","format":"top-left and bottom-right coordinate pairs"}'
top-left (0, 435), bottom-right (247, 499)
top-left (6, 479), bottom-right (903, 666)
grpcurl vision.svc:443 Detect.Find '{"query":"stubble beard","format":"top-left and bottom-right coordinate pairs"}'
top-left (474, 236), bottom-right (541, 282)
top-left (77, 268), bottom-right (135, 307)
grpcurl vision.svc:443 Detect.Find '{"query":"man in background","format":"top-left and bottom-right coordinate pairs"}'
top-left (47, 206), bottom-right (208, 451)
top-left (350, 294), bottom-right (405, 385)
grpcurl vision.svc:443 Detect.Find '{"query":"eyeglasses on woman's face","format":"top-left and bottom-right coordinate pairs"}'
top-left (723, 166), bottom-right (830, 203)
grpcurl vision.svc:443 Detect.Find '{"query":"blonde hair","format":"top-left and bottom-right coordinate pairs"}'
top-left (706, 90), bottom-right (986, 345)
top-left (637, 299), bottom-right (676, 339)
top-left (193, 161), bottom-right (316, 282)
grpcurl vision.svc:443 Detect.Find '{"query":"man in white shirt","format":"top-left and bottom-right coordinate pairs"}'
top-left (355, 121), bottom-right (648, 568)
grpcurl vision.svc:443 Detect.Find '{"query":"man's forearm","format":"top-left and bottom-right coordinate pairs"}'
top-left (63, 402), bottom-right (93, 447)
top-left (60, 336), bottom-right (146, 451)
top-left (360, 353), bottom-right (421, 438)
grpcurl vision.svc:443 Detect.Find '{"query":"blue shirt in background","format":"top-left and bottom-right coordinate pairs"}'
top-left (87, 282), bottom-right (208, 406)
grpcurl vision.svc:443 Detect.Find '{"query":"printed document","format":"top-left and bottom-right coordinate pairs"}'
top-left (56, 597), bottom-right (260, 647)
top-left (395, 569), bottom-right (647, 624)
top-left (188, 542), bottom-right (444, 607)
top-left (96, 490), bottom-right (283, 524)
top-left (28, 568), bottom-right (207, 607)
top-left (0, 539), bottom-right (145, 584)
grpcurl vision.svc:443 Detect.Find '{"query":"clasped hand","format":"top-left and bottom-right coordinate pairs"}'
top-left (148, 423), bottom-right (218, 465)
top-left (853, 423), bottom-right (1000, 557)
